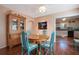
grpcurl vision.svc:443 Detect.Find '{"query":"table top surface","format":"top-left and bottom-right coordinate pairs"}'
top-left (29, 34), bottom-right (49, 43)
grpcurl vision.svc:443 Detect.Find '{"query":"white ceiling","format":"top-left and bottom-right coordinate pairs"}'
top-left (2, 4), bottom-right (79, 18)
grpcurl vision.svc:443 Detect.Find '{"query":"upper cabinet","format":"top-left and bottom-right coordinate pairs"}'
top-left (6, 14), bottom-right (26, 48)
top-left (20, 17), bottom-right (25, 31)
top-left (7, 14), bottom-right (26, 34)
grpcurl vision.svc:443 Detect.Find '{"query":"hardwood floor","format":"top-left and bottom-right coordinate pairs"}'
top-left (0, 45), bottom-right (37, 55)
top-left (0, 45), bottom-right (21, 55)
top-left (54, 36), bottom-right (79, 55)
top-left (0, 36), bottom-right (79, 55)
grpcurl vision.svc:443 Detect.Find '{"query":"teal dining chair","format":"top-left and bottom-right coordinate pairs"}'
top-left (26, 30), bottom-right (31, 36)
top-left (40, 32), bottom-right (54, 55)
top-left (21, 31), bottom-right (38, 55)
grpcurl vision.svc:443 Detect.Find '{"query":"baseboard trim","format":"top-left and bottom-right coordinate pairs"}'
top-left (0, 45), bottom-right (7, 49)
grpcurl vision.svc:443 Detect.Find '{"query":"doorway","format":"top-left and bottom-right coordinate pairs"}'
top-left (55, 15), bottom-right (79, 54)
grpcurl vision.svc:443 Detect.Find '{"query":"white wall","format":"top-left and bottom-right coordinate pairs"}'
top-left (0, 5), bottom-right (10, 49)
top-left (0, 11), bottom-right (6, 49)
top-left (26, 16), bottom-right (34, 32)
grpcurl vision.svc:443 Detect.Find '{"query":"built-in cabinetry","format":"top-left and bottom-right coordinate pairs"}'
top-left (6, 14), bottom-right (26, 48)
top-left (68, 31), bottom-right (74, 37)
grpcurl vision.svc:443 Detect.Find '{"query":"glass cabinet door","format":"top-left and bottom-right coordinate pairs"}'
top-left (11, 19), bottom-right (18, 32)
top-left (20, 17), bottom-right (24, 31)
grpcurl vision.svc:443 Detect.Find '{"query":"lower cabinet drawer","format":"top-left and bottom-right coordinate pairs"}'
top-left (8, 33), bottom-right (21, 48)
top-left (8, 38), bottom-right (20, 48)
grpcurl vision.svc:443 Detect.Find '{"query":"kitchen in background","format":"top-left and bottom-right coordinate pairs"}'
top-left (56, 15), bottom-right (79, 39)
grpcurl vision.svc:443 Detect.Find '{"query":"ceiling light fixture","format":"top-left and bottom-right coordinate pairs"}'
top-left (39, 6), bottom-right (46, 13)
top-left (62, 18), bottom-right (66, 21)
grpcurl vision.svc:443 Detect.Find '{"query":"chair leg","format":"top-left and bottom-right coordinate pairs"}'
top-left (21, 47), bottom-right (24, 55)
top-left (27, 51), bottom-right (30, 55)
top-left (43, 48), bottom-right (46, 55)
top-left (44, 48), bottom-right (48, 55)
top-left (49, 48), bottom-right (53, 55)
top-left (40, 46), bottom-right (42, 55)
top-left (45, 49), bottom-right (47, 55)
top-left (46, 48), bottom-right (52, 55)
top-left (40, 47), bottom-right (45, 55)
top-left (50, 49), bottom-right (52, 55)
top-left (52, 48), bottom-right (54, 55)
top-left (36, 47), bottom-right (38, 55)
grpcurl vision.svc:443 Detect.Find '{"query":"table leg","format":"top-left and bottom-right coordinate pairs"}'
top-left (38, 43), bottom-right (42, 55)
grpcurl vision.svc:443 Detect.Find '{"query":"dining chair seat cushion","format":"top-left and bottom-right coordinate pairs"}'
top-left (41, 41), bottom-right (50, 48)
top-left (28, 43), bottom-right (38, 51)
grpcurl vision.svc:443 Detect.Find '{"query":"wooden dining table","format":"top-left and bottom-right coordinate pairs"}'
top-left (29, 34), bottom-right (49, 43)
top-left (29, 34), bottom-right (49, 54)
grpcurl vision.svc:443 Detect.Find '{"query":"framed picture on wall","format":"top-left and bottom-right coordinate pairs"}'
top-left (38, 22), bottom-right (47, 30)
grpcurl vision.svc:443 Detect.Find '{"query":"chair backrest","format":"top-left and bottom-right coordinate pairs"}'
top-left (21, 31), bottom-right (29, 49)
top-left (50, 32), bottom-right (54, 49)
top-left (27, 30), bottom-right (31, 36)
